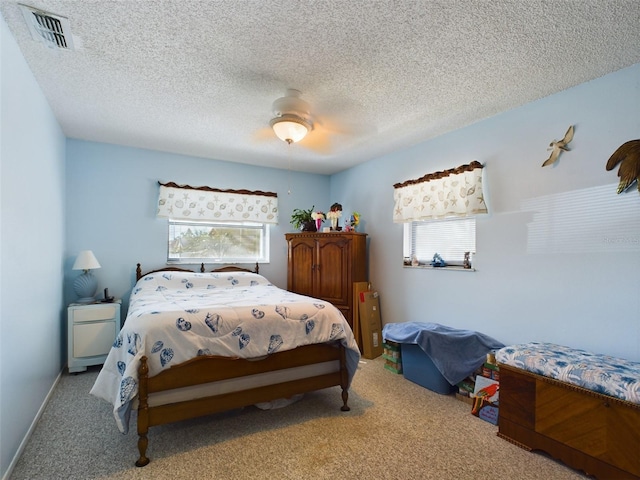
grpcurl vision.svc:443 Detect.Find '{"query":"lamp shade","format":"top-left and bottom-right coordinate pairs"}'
top-left (72, 250), bottom-right (101, 271)
top-left (270, 114), bottom-right (311, 144)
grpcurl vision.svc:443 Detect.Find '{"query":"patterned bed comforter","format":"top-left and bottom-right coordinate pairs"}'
top-left (496, 342), bottom-right (640, 405)
top-left (90, 271), bottom-right (361, 433)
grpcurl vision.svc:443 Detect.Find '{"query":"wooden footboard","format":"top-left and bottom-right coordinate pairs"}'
top-left (135, 343), bottom-right (350, 467)
top-left (498, 363), bottom-right (640, 480)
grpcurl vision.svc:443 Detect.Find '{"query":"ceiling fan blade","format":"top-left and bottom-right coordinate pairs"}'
top-left (252, 127), bottom-right (276, 142)
top-left (299, 129), bottom-right (333, 154)
top-left (318, 115), bottom-right (377, 136)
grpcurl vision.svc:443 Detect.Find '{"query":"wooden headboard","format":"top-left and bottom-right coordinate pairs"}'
top-left (136, 262), bottom-right (260, 281)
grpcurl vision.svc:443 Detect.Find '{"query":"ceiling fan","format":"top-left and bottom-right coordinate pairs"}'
top-left (269, 89), bottom-right (313, 144)
top-left (255, 89), bottom-right (345, 154)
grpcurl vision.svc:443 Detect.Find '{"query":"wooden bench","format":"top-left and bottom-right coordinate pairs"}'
top-left (496, 343), bottom-right (640, 480)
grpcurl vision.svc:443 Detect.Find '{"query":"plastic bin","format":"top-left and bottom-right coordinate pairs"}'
top-left (401, 343), bottom-right (455, 394)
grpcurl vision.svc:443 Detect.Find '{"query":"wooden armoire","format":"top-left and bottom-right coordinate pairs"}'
top-left (285, 232), bottom-right (368, 328)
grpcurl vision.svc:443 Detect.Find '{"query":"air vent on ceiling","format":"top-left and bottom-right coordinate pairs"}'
top-left (19, 4), bottom-right (75, 50)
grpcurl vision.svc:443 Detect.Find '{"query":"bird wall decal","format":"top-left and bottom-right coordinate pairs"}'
top-left (605, 139), bottom-right (640, 194)
top-left (542, 125), bottom-right (575, 167)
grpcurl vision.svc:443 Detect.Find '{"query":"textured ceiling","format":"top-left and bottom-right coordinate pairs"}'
top-left (2, 1), bottom-right (640, 175)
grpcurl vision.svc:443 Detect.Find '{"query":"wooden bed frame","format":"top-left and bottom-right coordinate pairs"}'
top-left (135, 261), bottom-right (259, 280)
top-left (498, 363), bottom-right (640, 480)
top-left (131, 263), bottom-right (351, 467)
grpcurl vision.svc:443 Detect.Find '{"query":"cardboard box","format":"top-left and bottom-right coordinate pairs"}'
top-left (456, 392), bottom-right (474, 405)
top-left (383, 357), bottom-right (403, 374)
top-left (382, 340), bottom-right (402, 373)
top-left (359, 291), bottom-right (383, 359)
top-left (383, 341), bottom-right (401, 359)
top-left (457, 379), bottom-right (475, 395)
top-left (352, 282), bottom-right (370, 353)
top-left (481, 362), bottom-right (500, 381)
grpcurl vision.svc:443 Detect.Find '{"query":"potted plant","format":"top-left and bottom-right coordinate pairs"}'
top-left (290, 206), bottom-right (317, 231)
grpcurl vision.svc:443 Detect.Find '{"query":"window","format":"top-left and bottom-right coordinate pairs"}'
top-left (403, 217), bottom-right (476, 267)
top-left (168, 220), bottom-right (270, 264)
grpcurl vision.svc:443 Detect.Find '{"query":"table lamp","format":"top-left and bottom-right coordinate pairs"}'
top-left (72, 250), bottom-right (101, 303)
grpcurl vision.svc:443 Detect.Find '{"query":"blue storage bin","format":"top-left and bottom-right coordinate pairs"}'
top-left (401, 343), bottom-right (455, 394)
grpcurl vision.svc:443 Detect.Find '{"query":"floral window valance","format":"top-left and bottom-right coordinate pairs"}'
top-left (393, 161), bottom-right (487, 223)
top-left (157, 182), bottom-right (278, 224)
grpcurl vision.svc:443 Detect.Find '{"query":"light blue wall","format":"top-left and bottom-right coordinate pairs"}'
top-left (332, 63), bottom-right (640, 362)
top-left (0, 14), bottom-right (66, 478)
top-left (65, 140), bottom-right (330, 312)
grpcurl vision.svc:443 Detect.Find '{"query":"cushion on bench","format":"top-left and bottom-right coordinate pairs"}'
top-left (496, 342), bottom-right (640, 405)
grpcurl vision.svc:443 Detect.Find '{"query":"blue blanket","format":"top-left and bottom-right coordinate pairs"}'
top-left (382, 322), bottom-right (504, 385)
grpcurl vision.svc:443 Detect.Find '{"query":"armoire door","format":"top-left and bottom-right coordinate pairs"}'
top-left (315, 236), bottom-right (350, 307)
top-left (287, 235), bottom-right (316, 297)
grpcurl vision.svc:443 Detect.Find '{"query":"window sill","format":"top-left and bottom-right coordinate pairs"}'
top-left (403, 264), bottom-right (476, 272)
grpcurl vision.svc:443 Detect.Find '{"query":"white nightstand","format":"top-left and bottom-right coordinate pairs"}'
top-left (67, 300), bottom-right (121, 373)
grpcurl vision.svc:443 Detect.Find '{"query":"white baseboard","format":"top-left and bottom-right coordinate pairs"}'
top-left (1, 368), bottom-right (64, 480)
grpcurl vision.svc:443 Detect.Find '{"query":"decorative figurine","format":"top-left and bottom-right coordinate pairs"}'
top-left (430, 253), bottom-right (446, 267)
top-left (605, 139), bottom-right (640, 194)
top-left (542, 125), bottom-right (574, 167)
top-left (327, 203), bottom-right (343, 230)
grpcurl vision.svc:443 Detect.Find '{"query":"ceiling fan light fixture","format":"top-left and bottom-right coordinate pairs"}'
top-left (270, 114), bottom-right (312, 144)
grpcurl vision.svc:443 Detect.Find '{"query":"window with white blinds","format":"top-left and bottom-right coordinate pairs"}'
top-left (403, 217), bottom-right (476, 266)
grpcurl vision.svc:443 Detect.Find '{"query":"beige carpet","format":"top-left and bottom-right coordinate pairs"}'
top-left (10, 357), bottom-right (587, 479)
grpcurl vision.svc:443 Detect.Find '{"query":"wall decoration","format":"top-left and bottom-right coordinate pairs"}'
top-left (542, 125), bottom-right (574, 167)
top-left (605, 139), bottom-right (640, 194)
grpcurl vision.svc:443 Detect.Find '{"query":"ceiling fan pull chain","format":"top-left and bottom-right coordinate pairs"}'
top-left (287, 142), bottom-right (293, 195)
